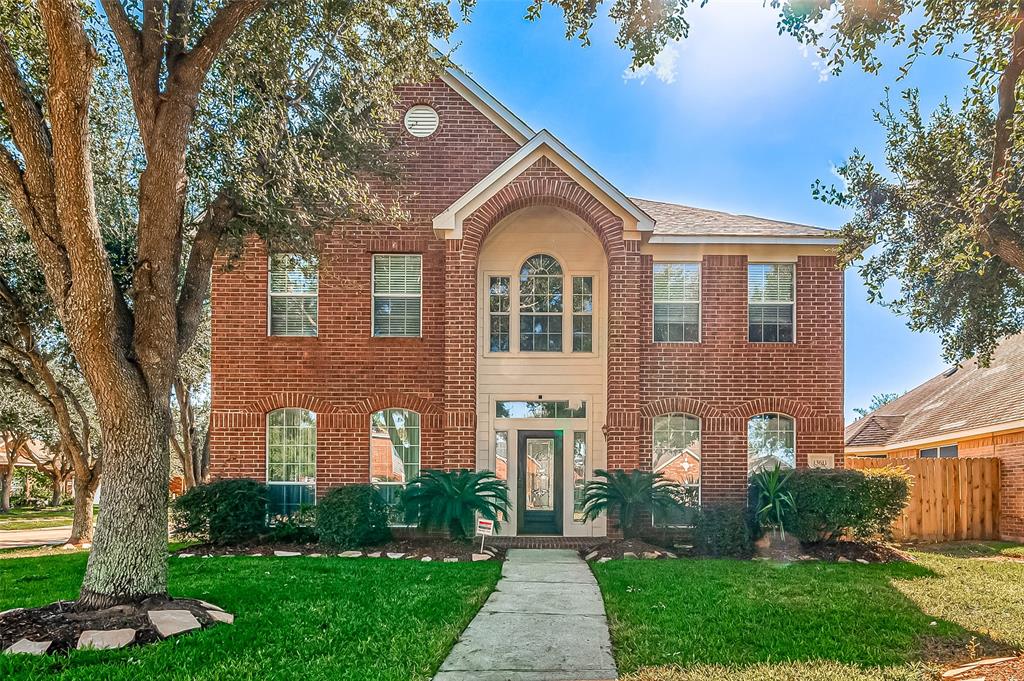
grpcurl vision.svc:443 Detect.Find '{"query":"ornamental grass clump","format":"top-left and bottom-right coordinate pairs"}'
top-left (401, 469), bottom-right (510, 541)
top-left (749, 464), bottom-right (796, 539)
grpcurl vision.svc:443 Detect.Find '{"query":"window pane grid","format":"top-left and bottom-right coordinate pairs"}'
top-left (373, 255), bottom-right (422, 337)
top-left (520, 255), bottom-right (563, 352)
top-left (573, 432), bottom-right (587, 521)
top-left (267, 408), bottom-right (317, 517)
top-left (572, 276), bottom-right (593, 352)
top-left (489, 276), bottom-right (510, 352)
top-left (748, 413), bottom-right (796, 472)
top-left (748, 263), bottom-right (795, 343)
top-left (653, 263), bottom-right (699, 342)
top-left (652, 413), bottom-right (700, 526)
top-left (269, 255), bottom-right (318, 336)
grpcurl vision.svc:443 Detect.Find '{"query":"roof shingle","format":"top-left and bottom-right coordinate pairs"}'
top-left (845, 334), bottom-right (1024, 448)
top-left (632, 197), bottom-right (836, 238)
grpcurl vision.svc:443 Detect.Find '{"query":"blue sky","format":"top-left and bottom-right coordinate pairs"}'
top-left (444, 1), bottom-right (972, 423)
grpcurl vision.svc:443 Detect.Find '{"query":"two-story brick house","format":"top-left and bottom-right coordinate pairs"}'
top-left (209, 60), bottom-right (845, 537)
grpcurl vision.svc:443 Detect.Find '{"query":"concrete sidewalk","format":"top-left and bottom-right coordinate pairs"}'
top-left (0, 526), bottom-right (71, 550)
top-left (434, 549), bottom-right (618, 681)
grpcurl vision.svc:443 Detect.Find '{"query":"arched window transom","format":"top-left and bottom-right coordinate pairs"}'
top-left (519, 254), bottom-right (564, 352)
top-left (747, 413), bottom-right (796, 472)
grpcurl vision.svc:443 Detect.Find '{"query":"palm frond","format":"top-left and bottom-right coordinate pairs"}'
top-left (401, 469), bottom-right (510, 540)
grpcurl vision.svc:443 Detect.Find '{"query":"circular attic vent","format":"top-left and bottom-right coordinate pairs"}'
top-left (404, 105), bottom-right (439, 137)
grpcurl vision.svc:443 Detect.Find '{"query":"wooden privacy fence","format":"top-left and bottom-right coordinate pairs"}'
top-left (848, 457), bottom-right (1000, 542)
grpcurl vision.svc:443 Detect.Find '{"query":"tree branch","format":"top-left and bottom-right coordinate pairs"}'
top-left (98, 0), bottom-right (161, 148)
top-left (171, 0), bottom-right (264, 100)
top-left (177, 192), bottom-right (235, 355)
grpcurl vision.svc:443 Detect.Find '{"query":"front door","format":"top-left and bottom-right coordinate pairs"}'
top-left (517, 430), bottom-right (563, 535)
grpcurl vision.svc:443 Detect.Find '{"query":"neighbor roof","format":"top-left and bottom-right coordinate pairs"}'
top-left (845, 334), bottom-right (1024, 449)
top-left (634, 197), bottom-right (839, 241)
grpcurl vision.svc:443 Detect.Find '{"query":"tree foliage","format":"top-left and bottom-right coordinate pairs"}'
top-left (774, 1), bottom-right (1024, 363)
top-left (853, 391), bottom-right (903, 418)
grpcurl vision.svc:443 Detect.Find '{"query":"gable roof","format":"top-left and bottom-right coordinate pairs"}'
top-left (845, 333), bottom-right (1024, 450)
top-left (635, 198), bottom-right (840, 243)
top-left (433, 129), bottom-right (656, 235)
top-left (436, 53), bottom-right (534, 145)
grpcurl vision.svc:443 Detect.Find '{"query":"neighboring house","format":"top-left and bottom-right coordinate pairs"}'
top-left (210, 59), bottom-right (844, 537)
top-left (845, 334), bottom-right (1024, 541)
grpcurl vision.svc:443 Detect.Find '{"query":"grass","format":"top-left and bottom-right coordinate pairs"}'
top-left (0, 548), bottom-right (500, 680)
top-left (594, 546), bottom-right (1024, 680)
top-left (0, 506), bottom-right (90, 531)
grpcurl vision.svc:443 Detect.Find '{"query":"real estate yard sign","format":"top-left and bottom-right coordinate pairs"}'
top-left (477, 518), bottom-right (494, 552)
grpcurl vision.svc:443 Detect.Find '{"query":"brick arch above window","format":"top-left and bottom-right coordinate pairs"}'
top-left (461, 158), bottom-right (626, 260)
top-left (247, 393), bottom-right (338, 415)
top-left (353, 392), bottom-right (443, 416)
top-left (727, 397), bottom-right (816, 421)
top-left (640, 397), bottom-right (722, 421)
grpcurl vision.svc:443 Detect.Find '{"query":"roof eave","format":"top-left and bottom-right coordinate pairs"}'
top-left (648, 235), bottom-right (842, 245)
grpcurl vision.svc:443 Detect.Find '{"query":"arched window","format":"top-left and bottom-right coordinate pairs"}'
top-left (267, 408), bottom-right (316, 517)
top-left (748, 413), bottom-right (796, 473)
top-left (370, 408), bottom-right (421, 509)
top-left (652, 413), bottom-right (700, 525)
top-left (519, 254), bottom-right (563, 352)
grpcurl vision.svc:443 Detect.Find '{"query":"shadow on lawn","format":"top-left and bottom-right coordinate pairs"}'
top-left (908, 540), bottom-right (1024, 559)
top-left (595, 557), bottom-right (1017, 674)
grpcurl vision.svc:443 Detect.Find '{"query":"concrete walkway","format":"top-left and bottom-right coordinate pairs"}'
top-left (0, 526), bottom-right (71, 550)
top-left (434, 549), bottom-right (618, 681)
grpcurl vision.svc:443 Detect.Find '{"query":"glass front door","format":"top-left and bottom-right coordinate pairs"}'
top-left (517, 430), bottom-right (563, 535)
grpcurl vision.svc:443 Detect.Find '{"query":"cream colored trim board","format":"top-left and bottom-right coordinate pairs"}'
top-left (436, 58), bottom-right (534, 144)
top-left (433, 130), bottom-right (656, 237)
top-left (649, 235), bottom-right (842, 245)
top-left (845, 418), bottom-right (1024, 454)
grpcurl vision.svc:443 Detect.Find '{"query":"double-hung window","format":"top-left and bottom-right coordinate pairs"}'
top-left (653, 263), bottom-right (700, 342)
top-left (572, 276), bottom-right (594, 352)
top-left (489, 276), bottom-right (511, 352)
top-left (268, 254), bottom-right (318, 336)
top-left (373, 254), bottom-right (422, 337)
top-left (748, 263), bottom-right (795, 343)
top-left (267, 408), bottom-right (317, 517)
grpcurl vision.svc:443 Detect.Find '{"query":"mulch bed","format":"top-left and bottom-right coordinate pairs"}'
top-left (801, 540), bottom-right (915, 564)
top-left (172, 538), bottom-right (505, 562)
top-left (578, 538), bottom-right (680, 561)
top-left (1, 596), bottom-right (220, 655)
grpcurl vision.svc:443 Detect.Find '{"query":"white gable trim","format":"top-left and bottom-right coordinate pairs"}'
top-left (438, 60), bottom-right (533, 145)
top-left (433, 130), bottom-right (655, 238)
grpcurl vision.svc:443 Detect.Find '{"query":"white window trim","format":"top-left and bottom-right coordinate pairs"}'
top-left (267, 255), bottom-right (319, 337)
top-left (651, 413), bottom-right (702, 528)
top-left (571, 275), bottom-right (596, 353)
top-left (652, 261), bottom-right (702, 344)
top-left (369, 408), bottom-right (423, 527)
top-left (747, 262), bottom-right (797, 344)
top-left (480, 259), bottom-right (601, 359)
top-left (487, 275), bottom-right (512, 353)
top-left (371, 254), bottom-right (423, 338)
top-left (265, 408), bottom-right (318, 507)
top-left (746, 412), bottom-right (797, 473)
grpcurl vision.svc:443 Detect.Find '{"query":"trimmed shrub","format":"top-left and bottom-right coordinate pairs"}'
top-left (316, 484), bottom-right (391, 548)
top-left (694, 503), bottom-right (753, 558)
top-left (788, 467), bottom-right (911, 543)
top-left (172, 479), bottom-right (268, 544)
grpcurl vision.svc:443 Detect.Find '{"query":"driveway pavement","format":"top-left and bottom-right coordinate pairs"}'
top-left (0, 526), bottom-right (71, 550)
top-left (434, 549), bottom-right (618, 680)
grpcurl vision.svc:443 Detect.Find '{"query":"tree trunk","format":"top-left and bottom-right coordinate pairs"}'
top-left (49, 475), bottom-right (62, 507)
top-left (69, 473), bottom-right (100, 545)
top-left (0, 467), bottom-right (12, 512)
top-left (78, 396), bottom-right (171, 609)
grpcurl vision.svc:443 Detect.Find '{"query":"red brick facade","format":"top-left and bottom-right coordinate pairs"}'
top-left (210, 74), bottom-right (845, 531)
top-left (960, 432), bottom-right (1024, 541)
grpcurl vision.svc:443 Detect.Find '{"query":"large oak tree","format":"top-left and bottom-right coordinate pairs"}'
top-left (0, 0), bottom-right (691, 609)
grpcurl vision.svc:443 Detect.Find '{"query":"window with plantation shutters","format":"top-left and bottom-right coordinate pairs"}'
top-left (373, 254), bottom-right (422, 337)
top-left (653, 263), bottom-right (700, 342)
top-left (748, 263), bottom-right (795, 343)
top-left (268, 255), bottom-right (318, 336)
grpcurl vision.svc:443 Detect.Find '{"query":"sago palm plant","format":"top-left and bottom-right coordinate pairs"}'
top-left (750, 464), bottom-right (796, 539)
top-left (401, 469), bottom-right (510, 541)
top-left (579, 469), bottom-right (685, 538)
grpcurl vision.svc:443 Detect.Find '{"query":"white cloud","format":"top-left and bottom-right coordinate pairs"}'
top-left (623, 43), bottom-right (679, 85)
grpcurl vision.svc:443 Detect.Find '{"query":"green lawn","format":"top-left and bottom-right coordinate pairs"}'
top-left (0, 548), bottom-right (500, 680)
top-left (594, 546), bottom-right (1024, 680)
top-left (0, 506), bottom-right (87, 531)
